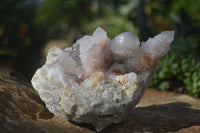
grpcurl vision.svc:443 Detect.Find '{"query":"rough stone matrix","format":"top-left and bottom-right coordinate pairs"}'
top-left (31, 27), bottom-right (174, 132)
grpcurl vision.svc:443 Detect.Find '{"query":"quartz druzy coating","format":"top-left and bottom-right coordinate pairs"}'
top-left (31, 27), bottom-right (174, 132)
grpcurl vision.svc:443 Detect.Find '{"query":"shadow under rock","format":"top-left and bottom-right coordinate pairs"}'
top-left (102, 102), bottom-right (200, 133)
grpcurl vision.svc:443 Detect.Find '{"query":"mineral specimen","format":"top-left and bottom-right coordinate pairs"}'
top-left (31, 27), bottom-right (174, 132)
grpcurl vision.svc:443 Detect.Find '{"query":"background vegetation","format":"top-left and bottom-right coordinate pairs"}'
top-left (0, 0), bottom-right (200, 97)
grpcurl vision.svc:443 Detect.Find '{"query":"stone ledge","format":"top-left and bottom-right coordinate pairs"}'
top-left (0, 69), bottom-right (200, 133)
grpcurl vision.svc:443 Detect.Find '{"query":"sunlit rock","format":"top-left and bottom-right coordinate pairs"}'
top-left (31, 27), bottom-right (174, 132)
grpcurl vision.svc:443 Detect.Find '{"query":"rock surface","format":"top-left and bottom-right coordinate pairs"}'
top-left (102, 89), bottom-right (200, 133)
top-left (0, 68), bottom-right (91, 133)
top-left (1, 68), bottom-right (200, 133)
top-left (31, 27), bottom-right (174, 131)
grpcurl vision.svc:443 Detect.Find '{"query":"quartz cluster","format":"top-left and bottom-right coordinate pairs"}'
top-left (31, 27), bottom-right (174, 132)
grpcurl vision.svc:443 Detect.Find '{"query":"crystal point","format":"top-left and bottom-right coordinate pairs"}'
top-left (31, 27), bottom-right (174, 132)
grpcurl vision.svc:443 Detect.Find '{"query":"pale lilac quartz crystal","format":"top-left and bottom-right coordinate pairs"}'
top-left (31, 27), bottom-right (174, 132)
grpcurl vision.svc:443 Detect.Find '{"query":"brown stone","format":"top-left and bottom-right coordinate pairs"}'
top-left (101, 89), bottom-right (200, 133)
top-left (0, 68), bottom-right (200, 133)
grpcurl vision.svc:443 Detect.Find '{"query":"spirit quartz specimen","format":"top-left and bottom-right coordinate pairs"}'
top-left (31, 27), bottom-right (174, 132)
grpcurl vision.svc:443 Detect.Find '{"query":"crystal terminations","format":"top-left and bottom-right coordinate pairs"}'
top-left (31, 27), bottom-right (174, 132)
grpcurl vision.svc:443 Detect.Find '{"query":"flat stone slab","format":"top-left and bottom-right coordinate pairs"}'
top-left (0, 69), bottom-right (200, 133)
top-left (102, 89), bottom-right (200, 133)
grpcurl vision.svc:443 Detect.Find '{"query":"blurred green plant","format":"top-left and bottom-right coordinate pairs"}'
top-left (35, 0), bottom-right (139, 42)
top-left (1, 0), bottom-right (200, 97)
top-left (150, 36), bottom-right (200, 98)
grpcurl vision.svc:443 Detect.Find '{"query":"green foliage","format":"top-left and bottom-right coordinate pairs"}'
top-left (0, 49), bottom-right (16, 57)
top-left (36, 0), bottom-right (95, 40)
top-left (35, 0), bottom-right (138, 41)
top-left (150, 37), bottom-right (200, 97)
top-left (1, 0), bottom-right (200, 97)
top-left (181, 57), bottom-right (200, 98)
top-left (170, 0), bottom-right (200, 18)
